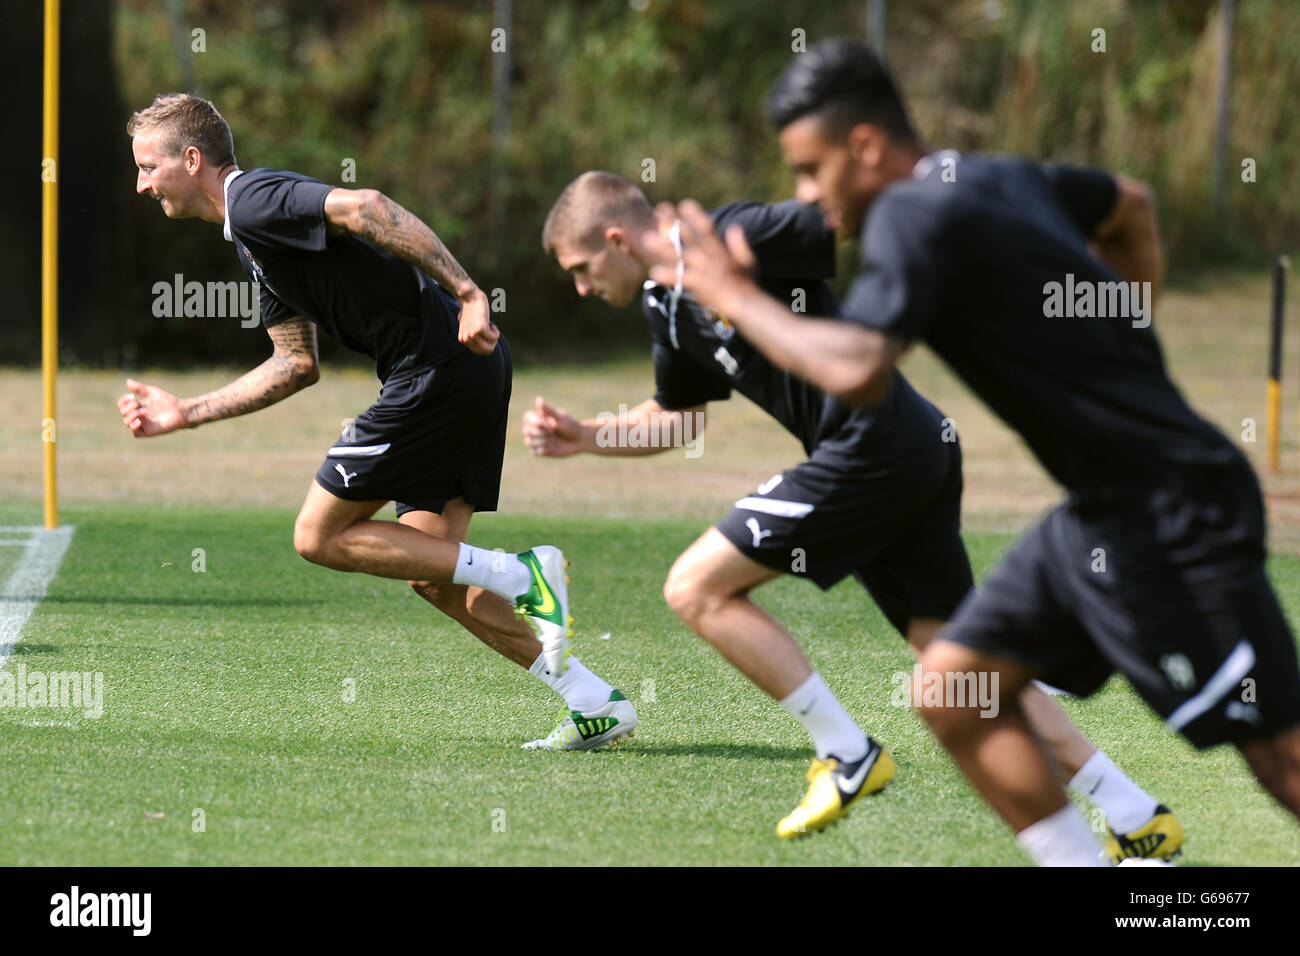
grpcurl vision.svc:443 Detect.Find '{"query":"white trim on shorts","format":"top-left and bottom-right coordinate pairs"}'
top-left (326, 443), bottom-right (392, 457)
top-left (733, 496), bottom-right (815, 519)
top-left (1166, 640), bottom-right (1256, 731)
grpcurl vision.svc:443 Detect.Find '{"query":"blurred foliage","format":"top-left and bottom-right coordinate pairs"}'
top-left (10, 0), bottom-right (1298, 367)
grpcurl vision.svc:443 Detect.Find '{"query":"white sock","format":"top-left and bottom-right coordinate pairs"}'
top-left (1068, 750), bottom-right (1160, 833)
top-left (779, 672), bottom-right (866, 761)
top-left (1017, 803), bottom-right (1109, 866)
top-left (451, 543), bottom-right (531, 601)
top-left (529, 653), bottom-right (613, 712)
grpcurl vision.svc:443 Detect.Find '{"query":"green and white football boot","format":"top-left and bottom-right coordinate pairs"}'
top-left (522, 690), bottom-right (638, 751)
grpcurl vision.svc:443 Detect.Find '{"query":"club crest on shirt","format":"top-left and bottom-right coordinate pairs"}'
top-left (238, 243), bottom-right (266, 285)
top-left (705, 308), bottom-right (736, 341)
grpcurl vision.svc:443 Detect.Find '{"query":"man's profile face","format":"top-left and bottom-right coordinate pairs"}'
top-left (132, 130), bottom-right (201, 218)
top-left (554, 232), bottom-right (645, 308)
top-left (779, 114), bottom-right (875, 239)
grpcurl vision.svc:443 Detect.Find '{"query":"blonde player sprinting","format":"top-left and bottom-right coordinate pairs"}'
top-left (118, 93), bottom-right (635, 750)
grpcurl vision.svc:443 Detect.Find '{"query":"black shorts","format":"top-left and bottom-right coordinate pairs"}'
top-left (714, 436), bottom-right (974, 637)
top-left (944, 457), bottom-right (1300, 749)
top-left (314, 338), bottom-right (513, 516)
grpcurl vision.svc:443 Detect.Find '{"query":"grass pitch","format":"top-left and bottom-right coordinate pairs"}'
top-left (1, 503), bottom-right (1296, 866)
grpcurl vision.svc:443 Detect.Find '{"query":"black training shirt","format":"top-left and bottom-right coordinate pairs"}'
top-left (225, 168), bottom-right (464, 380)
top-left (643, 200), bottom-right (945, 459)
top-left (839, 154), bottom-right (1237, 494)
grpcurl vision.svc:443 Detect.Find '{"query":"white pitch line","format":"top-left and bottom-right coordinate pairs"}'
top-left (0, 526), bottom-right (76, 669)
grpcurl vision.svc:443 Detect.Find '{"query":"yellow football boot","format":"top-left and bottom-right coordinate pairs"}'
top-left (778, 738), bottom-right (895, 839)
top-left (1104, 805), bottom-right (1185, 863)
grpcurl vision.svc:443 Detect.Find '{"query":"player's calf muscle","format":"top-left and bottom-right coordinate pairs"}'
top-left (409, 580), bottom-right (465, 611)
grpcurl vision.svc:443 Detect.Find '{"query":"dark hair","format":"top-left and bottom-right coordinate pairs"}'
top-left (766, 39), bottom-right (919, 144)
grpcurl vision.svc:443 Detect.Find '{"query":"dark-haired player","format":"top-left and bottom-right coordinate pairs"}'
top-left (529, 171), bottom-right (1180, 851)
top-left (658, 40), bottom-right (1300, 865)
top-left (118, 93), bottom-right (635, 749)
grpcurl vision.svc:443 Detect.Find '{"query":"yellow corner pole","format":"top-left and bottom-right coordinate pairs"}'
top-left (1275, 254), bottom-right (1292, 472)
top-left (1267, 256), bottom-right (1286, 472)
top-left (42, 0), bottom-right (59, 529)
top-left (1268, 378), bottom-right (1281, 471)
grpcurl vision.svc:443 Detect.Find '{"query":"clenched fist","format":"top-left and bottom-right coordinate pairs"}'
top-left (116, 378), bottom-right (189, 437)
top-left (522, 396), bottom-right (582, 457)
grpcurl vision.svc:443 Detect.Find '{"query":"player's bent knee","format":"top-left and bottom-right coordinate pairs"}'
top-left (916, 640), bottom-right (965, 678)
top-left (913, 641), bottom-right (986, 737)
top-left (293, 523), bottom-right (330, 565)
top-left (662, 568), bottom-right (714, 626)
top-left (906, 618), bottom-right (947, 653)
top-left (662, 566), bottom-right (692, 618)
top-left (914, 692), bottom-right (977, 741)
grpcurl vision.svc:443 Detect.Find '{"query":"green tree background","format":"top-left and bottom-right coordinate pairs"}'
top-left (7, 0), bottom-right (1297, 368)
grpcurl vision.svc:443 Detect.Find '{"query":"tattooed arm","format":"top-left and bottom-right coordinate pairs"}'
top-left (323, 188), bottom-right (499, 354)
top-left (116, 318), bottom-right (320, 437)
top-left (1092, 174), bottom-right (1164, 303)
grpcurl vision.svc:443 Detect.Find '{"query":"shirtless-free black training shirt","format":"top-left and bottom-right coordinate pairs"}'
top-left (643, 199), bottom-right (945, 461)
top-left (839, 154), bottom-right (1237, 494)
top-left (226, 168), bottom-right (463, 380)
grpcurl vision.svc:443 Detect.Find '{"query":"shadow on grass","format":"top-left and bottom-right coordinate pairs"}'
top-left (619, 742), bottom-right (812, 761)
top-left (5, 643), bottom-right (60, 656)
top-left (12, 595), bottom-right (320, 608)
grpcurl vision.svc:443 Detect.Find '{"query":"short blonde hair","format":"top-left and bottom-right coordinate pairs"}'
top-left (542, 171), bottom-right (655, 255)
top-left (127, 93), bottom-right (236, 167)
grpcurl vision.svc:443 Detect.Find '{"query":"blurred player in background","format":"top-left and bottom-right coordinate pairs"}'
top-left (659, 40), bottom-right (1300, 865)
top-left (529, 171), bottom-right (1181, 856)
